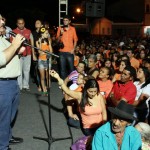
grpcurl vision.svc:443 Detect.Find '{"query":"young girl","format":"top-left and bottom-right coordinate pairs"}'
top-left (36, 27), bottom-right (53, 96)
top-left (66, 73), bottom-right (85, 128)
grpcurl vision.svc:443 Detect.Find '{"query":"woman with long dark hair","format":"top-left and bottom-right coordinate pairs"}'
top-left (50, 70), bottom-right (107, 136)
top-left (134, 67), bottom-right (150, 122)
top-left (134, 67), bottom-right (150, 106)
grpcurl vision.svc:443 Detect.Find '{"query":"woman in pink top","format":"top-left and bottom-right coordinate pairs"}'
top-left (50, 70), bottom-right (107, 136)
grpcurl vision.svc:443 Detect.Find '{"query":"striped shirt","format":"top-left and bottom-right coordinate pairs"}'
top-left (68, 70), bottom-right (79, 84)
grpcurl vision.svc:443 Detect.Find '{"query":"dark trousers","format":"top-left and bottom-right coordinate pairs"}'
top-left (59, 52), bottom-right (74, 80)
top-left (0, 80), bottom-right (19, 149)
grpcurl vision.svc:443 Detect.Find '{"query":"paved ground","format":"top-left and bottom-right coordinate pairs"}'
top-left (10, 80), bottom-right (83, 150)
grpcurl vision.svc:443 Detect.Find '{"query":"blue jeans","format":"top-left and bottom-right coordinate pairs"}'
top-left (18, 55), bottom-right (31, 90)
top-left (0, 80), bottom-right (20, 150)
top-left (59, 52), bottom-right (74, 80)
top-left (67, 117), bottom-right (81, 129)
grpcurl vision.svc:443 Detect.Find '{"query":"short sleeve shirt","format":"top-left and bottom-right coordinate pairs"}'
top-left (112, 81), bottom-right (137, 104)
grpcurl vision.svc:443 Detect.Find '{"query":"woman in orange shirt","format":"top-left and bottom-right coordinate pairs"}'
top-left (97, 67), bottom-right (113, 100)
top-left (36, 27), bottom-right (53, 96)
top-left (50, 70), bottom-right (107, 136)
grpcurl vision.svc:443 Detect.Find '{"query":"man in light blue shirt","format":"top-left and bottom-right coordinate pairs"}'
top-left (92, 100), bottom-right (142, 150)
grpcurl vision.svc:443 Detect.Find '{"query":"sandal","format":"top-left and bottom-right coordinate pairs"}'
top-left (42, 91), bottom-right (48, 97)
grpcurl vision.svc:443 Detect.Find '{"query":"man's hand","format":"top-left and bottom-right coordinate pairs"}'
top-left (70, 49), bottom-right (74, 54)
top-left (12, 34), bottom-right (25, 50)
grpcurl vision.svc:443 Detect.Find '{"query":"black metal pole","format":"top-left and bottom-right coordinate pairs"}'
top-left (32, 48), bottom-right (72, 150)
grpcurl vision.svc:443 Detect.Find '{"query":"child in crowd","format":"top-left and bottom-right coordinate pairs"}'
top-left (65, 73), bottom-right (85, 128)
top-left (36, 27), bottom-right (53, 96)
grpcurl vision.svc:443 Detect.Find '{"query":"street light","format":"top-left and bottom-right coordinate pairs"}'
top-left (76, 8), bottom-right (81, 13)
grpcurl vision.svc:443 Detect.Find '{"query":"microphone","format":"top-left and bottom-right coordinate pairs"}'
top-left (8, 31), bottom-right (59, 58)
top-left (8, 31), bottom-right (29, 46)
top-left (61, 25), bottom-right (68, 32)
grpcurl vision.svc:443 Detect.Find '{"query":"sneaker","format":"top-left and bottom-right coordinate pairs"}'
top-left (9, 136), bottom-right (23, 145)
top-left (41, 91), bottom-right (48, 97)
top-left (22, 88), bottom-right (30, 92)
top-left (25, 88), bottom-right (30, 92)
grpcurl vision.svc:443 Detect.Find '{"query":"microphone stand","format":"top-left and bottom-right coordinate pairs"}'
top-left (22, 43), bottom-right (72, 149)
top-left (8, 30), bottom-right (72, 149)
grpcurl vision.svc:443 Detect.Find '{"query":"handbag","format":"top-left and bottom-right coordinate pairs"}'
top-left (71, 135), bottom-right (92, 150)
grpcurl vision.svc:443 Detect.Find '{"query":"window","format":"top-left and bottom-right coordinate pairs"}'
top-left (107, 28), bottom-right (110, 35)
top-left (102, 28), bottom-right (105, 35)
top-left (146, 4), bottom-right (150, 13)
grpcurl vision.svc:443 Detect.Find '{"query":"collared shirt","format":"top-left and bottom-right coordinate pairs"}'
top-left (56, 26), bottom-right (78, 53)
top-left (0, 36), bottom-right (20, 78)
top-left (112, 81), bottom-right (136, 104)
top-left (0, 51), bottom-right (6, 66)
top-left (92, 121), bottom-right (142, 150)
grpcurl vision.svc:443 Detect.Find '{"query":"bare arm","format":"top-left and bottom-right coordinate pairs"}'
top-left (136, 93), bottom-right (149, 106)
top-left (71, 41), bottom-right (77, 54)
top-left (112, 75), bottom-right (116, 83)
top-left (67, 105), bottom-right (79, 120)
top-left (48, 38), bottom-right (53, 53)
top-left (64, 77), bottom-right (71, 85)
top-left (92, 70), bottom-right (99, 79)
top-left (30, 33), bottom-right (37, 61)
top-left (99, 94), bottom-right (107, 123)
top-left (50, 70), bottom-right (82, 103)
top-left (109, 93), bottom-right (127, 106)
top-left (36, 39), bottom-right (43, 55)
top-left (0, 34), bottom-right (25, 66)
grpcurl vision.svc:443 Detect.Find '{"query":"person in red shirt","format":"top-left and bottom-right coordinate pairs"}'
top-left (12, 18), bottom-right (36, 91)
top-left (56, 15), bottom-right (78, 80)
top-left (108, 65), bottom-right (137, 106)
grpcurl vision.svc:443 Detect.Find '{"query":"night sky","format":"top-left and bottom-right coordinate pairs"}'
top-left (1, 0), bottom-right (144, 30)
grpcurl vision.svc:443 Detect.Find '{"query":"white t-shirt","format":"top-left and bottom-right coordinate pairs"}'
top-left (69, 83), bottom-right (78, 91)
top-left (134, 81), bottom-right (150, 100)
top-left (142, 84), bottom-right (150, 96)
top-left (134, 81), bottom-right (144, 101)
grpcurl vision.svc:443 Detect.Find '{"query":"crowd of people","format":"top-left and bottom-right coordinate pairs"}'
top-left (1, 12), bottom-right (150, 150)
